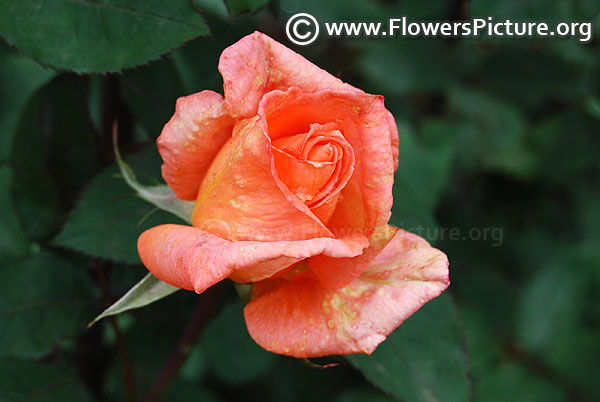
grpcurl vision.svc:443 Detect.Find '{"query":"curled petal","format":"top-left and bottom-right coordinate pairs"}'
top-left (244, 227), bottom-right (449, 357)
top-left (219, 31), bottom-right (358, 118)
top-left (309, 226), bottom-right (398, 289)
top-left (158, 91), bottom-right (235, 200)
top-left (259, 87), bottom-right (395, 236)
top-left (192, 116), bottom-right (334, 242)
top-left (137, 224), bottom-right (369, 292)
top-left (272, 124), bottom-right (354, 210)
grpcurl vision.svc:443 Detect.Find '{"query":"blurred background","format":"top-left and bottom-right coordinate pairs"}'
top-left (1, 0), bottom-right (599, 401)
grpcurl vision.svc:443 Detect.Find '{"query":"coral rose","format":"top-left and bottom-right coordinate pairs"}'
top-left (137, 32), bottom-right (449, 357)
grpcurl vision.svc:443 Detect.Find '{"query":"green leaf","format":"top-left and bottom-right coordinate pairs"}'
top-left (448, 88), bottom-right (536, 180)
top-left (515, 258), bottom-right (586, 352)
top-left (0, 0), bottom-right (209, 73)
top-left (347, 294), bottom-right (471, 402)
top-left (335, 388), bottom-right (396, 402)
top-left (390, 122), bottom-right (453, 235)
top-left (0, 167), bottom-right (29, 264)
top-left (474, 361), bottom-right (565, 402)
top-left (358, 41), bottom-right (476, 95)
top-left (114, 138), bottom-right (195, 224)
top-left (0, 358), bottom-right (93, 402)
top-left (282, 0), bottom-right (386, 21)
top-left (478, 49), bottom-right (585, 109)
top-left (193, 0), bottom-right (228, 20)
top-left (0, 51), bottom-right (55, 163)
top-left (202, 300), bottom-right (277, 385)
top-left (0, 253), bottom-right (98, 358)
top-left (89, 273), bottom-right (179, 326)
top-left (223, 0), bottom-right (270, 16)
top-left (54, 145), bottom-right (187, 264)
top-left (515, 249), bottom-right (600, 398)
top-left (526, 111), bottom-right (600, 183)
top-left (180, 341), bottom-right (210, 381)
top-left (170, 24), bottom-right (249, 94)
top-left (471, 0), bottom-right (599, 23)
top-left (584, 96), bottom-right (600, 121)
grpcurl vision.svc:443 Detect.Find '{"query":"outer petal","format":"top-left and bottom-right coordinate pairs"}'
top-left (386, 110), bottom-right (399, 171)
top-left (308, 225), bottom-right (396, 289)
top-left (244, 227), bottom-right (449, 357)
top-left (192, 115), bottom-right (337, 242)
top-left (137, 224), bottom-right (369, 292)
top-left (259, 87), bottom-right (395, 236)
top-left (219, 32), bottom-right (358, 118)
top-left (158, 90), bottom-right (235, 200)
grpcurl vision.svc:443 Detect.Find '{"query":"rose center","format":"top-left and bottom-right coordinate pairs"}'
top-left (271, 123), bottom-right (354, 210)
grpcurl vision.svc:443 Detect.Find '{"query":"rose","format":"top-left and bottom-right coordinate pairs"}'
top-left (137, 32), bottom-right (449, 357)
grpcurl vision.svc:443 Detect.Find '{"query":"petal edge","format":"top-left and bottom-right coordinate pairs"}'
top-left (244, 227), bottom-right (449, 357)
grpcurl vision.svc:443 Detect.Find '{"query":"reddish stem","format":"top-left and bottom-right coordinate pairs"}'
top-left (144, 283), bottom-right (225, 402)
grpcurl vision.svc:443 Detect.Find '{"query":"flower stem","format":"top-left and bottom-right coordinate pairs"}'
top-left (94, 263), bottom-right (138, 402)
top-left (144, 283), bottom-right (225, 402)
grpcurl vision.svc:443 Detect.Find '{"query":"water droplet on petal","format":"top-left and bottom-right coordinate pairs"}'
top-left (234, 178), bottom-right (248, 188)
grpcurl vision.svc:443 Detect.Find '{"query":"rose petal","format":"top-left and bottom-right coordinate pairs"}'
top-left (272, 125), bottom-right (354, 208)
top-left (244, 227), bottom-right (449, 357)
top-left (386, 110), bottom-right (399, 171)
top-left (158, 90), bottom-right (235, 200)
top-left (229, 231), bottom-right (368, 283)
top-left (137, 224), bottom-right (370, 292)
top-left (219, 32), bottom-right (358, 118)
top-left (272, 148), bottom-right (336, 202)
top-left (192, 116), bottom-right (333, 241)
top-left (308, 193), bottom-right (341, 225)
top-left (259, 87), bottom-right (395, 236)
top-left (309, 225), bottom-right (397, 289)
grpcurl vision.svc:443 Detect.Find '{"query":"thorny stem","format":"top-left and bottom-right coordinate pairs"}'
top-left (144, 283), bottom-right (225, 402)
top-left (94, 263), bottom-right (139, 402)
top-left (110, 316), bottom-right (139, 402)
top-left (95, 74), bottom-right (139, 401)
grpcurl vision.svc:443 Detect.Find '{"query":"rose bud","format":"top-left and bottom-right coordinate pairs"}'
top-left (138, 32), bottom-right (449, 358)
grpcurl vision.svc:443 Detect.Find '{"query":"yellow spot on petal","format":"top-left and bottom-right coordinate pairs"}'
top-left (342, 284), bottom-right (369, 298)
top-left (322, 299), bottom-right (330, 314)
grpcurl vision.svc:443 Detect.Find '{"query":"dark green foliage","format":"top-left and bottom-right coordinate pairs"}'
top-left (10, 76), bottom-right (102, 242)
top-left (201, 301), bottom-right (277, 385)
top-left (348, 294), bottom-right (470, 402)
top-left (0, 358), bottom-right (93, 401)
top-left (0, 0), bottom-right (209, 73)
top-left (0, 49), bottom-right (55, 163)
top-left (223, 0), bottom-right (270, 16)
top-left (1, 0), bottom-right (599, 400)
top-left (0, 252), bottom-right (98, 358)
top-left (0, 167), bottom-right (29, 264)
top-left (54, 145), bottom-right (185, 264)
